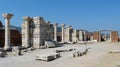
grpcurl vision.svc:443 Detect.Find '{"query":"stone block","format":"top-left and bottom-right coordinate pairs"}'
top-left (73, 52), bottom-right (79, 57)
top-left (73, 48), bottom-right (88, 57)
top-left (35, 53), bottom-right (60, 61)
top-left (109, 50), bottom-right (120, 53)
top-left (0, 50), bottom-right (7, 57)
top-left (45, 41), bottom-right (55, 48)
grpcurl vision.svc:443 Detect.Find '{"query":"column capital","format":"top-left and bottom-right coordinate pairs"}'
top-left (54, 23), bottom-right (58, 26)
top-left (23, 16), bottom-right (32, 21)
top-left (2, 13), bottom-right (13, 20)
top-left (61, 24), bottom-right (65, 27)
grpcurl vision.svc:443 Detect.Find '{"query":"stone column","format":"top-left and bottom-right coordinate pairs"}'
top-left (53, 23), bottom-right (58, 41)
top-left (105, 33), bottom-right (107, 41)
top-left (2, 13), bottom-right (13, 50)
top-left (99, 31), bottom-right (101, 42)
top-left (61, 24), bottom-right (65, 43)
top-left (66, 25), bottom-right (71, 42)
top-left (79, 30), bottom-right (83, 41)
top-left (83, 31), bottom-right (86, 41)
top-left (23, 16), bottom-right (31, 47)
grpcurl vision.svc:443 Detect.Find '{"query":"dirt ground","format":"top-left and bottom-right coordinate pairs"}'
top-left (0, 42), bottom-right (120, 67)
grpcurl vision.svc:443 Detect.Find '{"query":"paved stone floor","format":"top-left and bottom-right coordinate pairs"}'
top-left (0, 42), bottom-right (120, 67)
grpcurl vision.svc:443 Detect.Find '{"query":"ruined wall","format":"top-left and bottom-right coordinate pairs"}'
top-left (22, 17), bottom-right (54, 48)
top-left (93, 31), bottom-right (100, 42)
top-left (110, 31), bottom-right (119, 42)
top-left (71, 29), bottom-right (78, 42)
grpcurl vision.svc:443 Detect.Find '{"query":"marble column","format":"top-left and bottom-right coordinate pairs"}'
top-left (54, 23), bottom-right (58, 41)
top-left (66, 25), bottom-right (71, 42)
top-left (79, 30), bottom-right (83, 41)
top-left (23, 16), bottom-right (31, 47)
top-left (83, 31), bottom-right (86, 41)
top-left (2, 13), bottom-right (13, 50)
top-left (61, 24), bottom-right (65, 43)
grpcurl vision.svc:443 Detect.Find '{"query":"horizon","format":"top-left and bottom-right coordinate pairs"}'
top-left (0, 0), bottom-right (120, 33)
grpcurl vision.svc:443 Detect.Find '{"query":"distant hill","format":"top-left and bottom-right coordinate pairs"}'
top-left (3, 25), bottom-right (21, 33)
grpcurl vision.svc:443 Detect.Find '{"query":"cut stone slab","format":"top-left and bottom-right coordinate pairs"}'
top-left (77, 41), bottom-right (86, 44)
top-left (55, 48), bottom-right (75, 53)
top-left (35, 53), bottom-right (60, 61)
top-left (45, 41), bottom-right (56, 48)
top-left (39, 46), bottom-right (46, 49)
top-left (0, 50), bottom-right (7, 57)
top-left (109, 50), bottom-right (120, 53)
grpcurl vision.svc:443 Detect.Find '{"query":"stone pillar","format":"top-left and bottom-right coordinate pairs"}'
top-left (66, 25), bottom-right (71, 42)
top-left (2, 13), bottom-right (13, 50)
top-left (83, 31), bottom-right (86, 41)
top-left (79, 30), bottom-right (83, 41)
top-left (110, 31), bottom-right (119, 42)
top-left (23, 16), bottom-right (31, 47)
top-left (61, 24), bottom-right (65, 43)
top-left (53, 23), bottom-right (58, 41)
top-left (90, 35), bottom-right (93, 41)
top-left (99, 31), bottom-right (101, 42)
top-left (104, 33), bottom-right (107, 41)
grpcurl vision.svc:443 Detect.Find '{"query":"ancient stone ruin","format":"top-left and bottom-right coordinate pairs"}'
top-left (0, 13), bottom-right (119, 58)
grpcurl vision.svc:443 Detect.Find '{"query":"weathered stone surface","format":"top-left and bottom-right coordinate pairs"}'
top-left (61, 24), bottom-right (65, 43)
top-left (45, 41), bottom-right (55, 48)
top-left (35, 53), bottom-right (60, 61)
top-left (73, 51), bottom-right (80, 57)
top-left (2, 13), bottom-right (13, 50)
top-left (72, 48), bottom-right (88, 57)
top-left (109, 50), bottom-right (120, 53)
top-left (0, 49), bottom-right (7, 57)
top-left (55, 48), bottom-right (75, 53)
top-left (53, 23), bottom-right (58, 41)
top-left (22, 17), bottom-right (54, 49)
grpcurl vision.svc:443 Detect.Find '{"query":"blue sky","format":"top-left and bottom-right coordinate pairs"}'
top-left (0, 0), bottom-right (120, 32)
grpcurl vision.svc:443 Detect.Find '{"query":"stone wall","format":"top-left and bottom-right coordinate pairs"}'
top-left (93, 31), bottom-right (100, 42)
top-left (22, 16), bottom-right (54, 48)
top-left (110, 31), bottom-right (119, 42)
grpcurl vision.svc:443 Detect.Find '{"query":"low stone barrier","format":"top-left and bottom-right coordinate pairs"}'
top-left (35, 53), bottom-right (60, 61)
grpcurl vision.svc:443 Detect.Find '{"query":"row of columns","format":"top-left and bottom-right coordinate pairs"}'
top-left (53, 23), bottom-right (72, 43)
top-left (1, 13), bottom-right (84, 49)
top-left (54, 23), bottom-right (66, 43)
top-left (2, 13), bottom-right (85, 50)
top-left (2, 14), bottom-right (32, 49)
